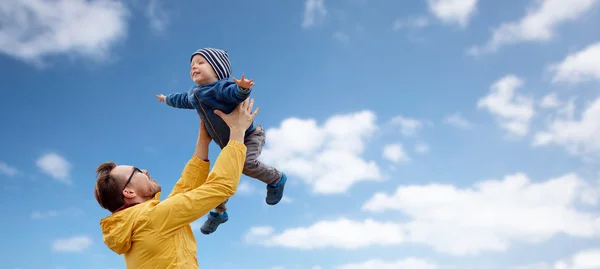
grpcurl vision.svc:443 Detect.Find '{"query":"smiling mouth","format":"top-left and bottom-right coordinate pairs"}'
top-left (193, 72), bottom-right (201, 77)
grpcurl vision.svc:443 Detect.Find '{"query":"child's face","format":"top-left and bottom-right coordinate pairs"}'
top-left (190, 54), bottom-right (218, 85)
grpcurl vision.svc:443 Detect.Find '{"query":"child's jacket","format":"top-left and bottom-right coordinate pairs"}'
top-left (99, 141), bottom-right (247, 268)
top-left (166, 79), bottom-right (256, 148)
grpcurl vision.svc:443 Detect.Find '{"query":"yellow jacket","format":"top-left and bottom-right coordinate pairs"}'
top-left (99, 140), bottom-right (246, 269)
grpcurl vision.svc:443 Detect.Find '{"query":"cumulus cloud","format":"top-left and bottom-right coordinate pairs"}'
top-left (260, 110), bottom-right (382, 194)
top-left (0, 0), bottom-right (129, 65)
top-left (393, 16), bottom-right (430, 30)
top-left (382, 143), bottom-right (410, 164)
top-left (477, 75), bottom-right (535, 138)
top-left (52, 236), bottom-right (92, 253)
top-left (444, 112), bottom-right (472, 129)
top-left (389, 115), bottom-right (425, 136)
top-left (539, 92), bottom-right (562, 109)
top-left (145, 0), bottom-right (169, 34)
top-left (245, 172), bottom-right (600, 256)
top-left (427, 0), bottom-right (479, 27)
top-left (244, 218), bottom-right (405, 250)
top-left (336, 258), bottom-right (438, 269)
top-left (0, 161), bottom-right (18, 177)
top-left (302, 0), bottom-right (327, 28)
top-left (549, 41), bottom-right (600, 84)
top-left (533, 96), bottom-right (600, 155)
top-left (36, 153), bottom-right (72, 184)
top-left (513, 248), bottom-right (600, 269)
top-left (469, 0), bottom-right (600, 55)
top-left (415, 143), bottom-right (430, 154)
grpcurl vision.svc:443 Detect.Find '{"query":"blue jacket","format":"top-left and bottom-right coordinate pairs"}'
top-left (166, 79), bottom-right (256, 149)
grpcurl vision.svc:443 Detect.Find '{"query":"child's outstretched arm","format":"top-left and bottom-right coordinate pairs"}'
top-left (157, 93), bottom-right (194, 109)
top-left (216, 74), bottom-right (254, 104)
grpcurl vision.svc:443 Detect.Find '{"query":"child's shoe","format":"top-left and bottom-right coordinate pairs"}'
top-left (200, 211), bottom-right (228, 235)
top-left (266, 172), bottom-right (287, 205)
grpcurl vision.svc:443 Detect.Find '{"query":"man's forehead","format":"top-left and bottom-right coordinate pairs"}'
top-left (111, 165), bottom-right (133, 176)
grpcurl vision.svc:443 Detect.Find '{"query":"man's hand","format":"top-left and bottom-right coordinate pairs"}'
top-left (156, 94), bottom-right (166, 102)
top-left (232, 74), bottom-right (254, 89)
top-left (214, 98), bottom-right (260, 142)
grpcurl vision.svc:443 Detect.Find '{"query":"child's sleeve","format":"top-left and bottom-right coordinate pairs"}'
top-left (215, 81), bottom-right (251, 104)
top-left (165, 92), bottom-right (194, 109)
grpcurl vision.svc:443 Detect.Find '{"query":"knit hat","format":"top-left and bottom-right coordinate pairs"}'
top-left (190, 48), bottom-right (231, 80)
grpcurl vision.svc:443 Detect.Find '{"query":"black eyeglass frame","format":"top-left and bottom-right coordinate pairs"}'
top-left (123, 167), bottom-right (142, 191)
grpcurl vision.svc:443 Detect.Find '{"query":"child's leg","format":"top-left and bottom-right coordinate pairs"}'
top-left (243, 125), bottom-right (287, 205)
top-left (200, 199), bottom-right (229, 235)
top-left (243, 125), bottom-right (282, 183)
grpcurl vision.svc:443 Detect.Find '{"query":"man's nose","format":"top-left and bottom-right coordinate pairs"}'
top-left (142, 169), bottom-right (148, 175)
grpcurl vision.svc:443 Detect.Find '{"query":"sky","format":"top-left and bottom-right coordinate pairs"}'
top-left (1, 0), bottom-right (600, 268)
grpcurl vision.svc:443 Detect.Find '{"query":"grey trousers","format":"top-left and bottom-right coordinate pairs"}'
top-left (215, 125), bottom-right (282, 212)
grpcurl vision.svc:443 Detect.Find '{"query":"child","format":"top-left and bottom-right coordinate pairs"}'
top-left (156, 48), bottom-right (287, 235)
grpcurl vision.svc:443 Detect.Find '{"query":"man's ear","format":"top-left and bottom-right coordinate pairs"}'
top-left (122, 188), bottom-right (136, 199)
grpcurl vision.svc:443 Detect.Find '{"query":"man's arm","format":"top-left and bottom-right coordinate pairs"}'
top-left (165, 92), bottom-right (195, 109)
top-left (215, 81), bottom-right (251, 104)
top-left (149, 140), bottom-right (246, 235)
top-left (167, 122), bottom-right (212, 198)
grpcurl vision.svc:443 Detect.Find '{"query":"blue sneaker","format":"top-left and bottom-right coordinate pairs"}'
top-left (200, 211), bottom-right (228, 235)
top-left (266, 173), bottom-right (287, 205)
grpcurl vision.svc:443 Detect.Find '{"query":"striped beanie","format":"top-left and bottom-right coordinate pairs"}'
top-left (190, 48), bottom-right (231, 81)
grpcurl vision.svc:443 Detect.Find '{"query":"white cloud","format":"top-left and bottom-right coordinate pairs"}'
top-left (427, 0), bottom-right (479, 27)
top-left (362, 172), bottom-right (600, 255)
top-left (302, 0), bottom-right (327, 28)
top-left (415, 143), bottom-right (430, 154)
top-left (36, 153), bottom-right (72, 184)
top-left (444, 112), bottom-right (472, 129)
top-left (383, 143), bottom-right (410, 163)
top-left (513, 248), bottom-right (600, 269)
top-left (52, 236), bottom-right (92, 253)
top-left (393, 16), bottom-right (430, 30)
top-left (0, 161), bottom-right (18, 177)
top-left (333, 31), bottom-right (349, 44)
top-left (469, 0), bottom-right (600, 55)
top-left (260, 111), bottom-right (382, 194)
top-left (533, 96), bottom-right (600, 155)
top-left (336, 258), bottom-right (438, 269)
top-left (246, 172), bottom-right (600, 255)
top-left (550, 41), bottom-right (600, 84)
top-left (477, 75), bottom-right (535, 138)
top-left (0, 0), bottom-right (129, 65)
top-left (237, 180), bottom-right (255, 195)
top-left (244, 218), bottom-right (405, 250)
top-left (31, 208), bottom-right (83, 220)
top-left (31, 210), bottom-right (59, 220)
top-left (390, 115), bottom-right (425, 136)
top-left (540, 92), bottom-right (562, 109)
top-left (145, 0), bottom-right (169, 34)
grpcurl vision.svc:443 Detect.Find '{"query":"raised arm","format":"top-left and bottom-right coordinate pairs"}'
top-left (166, 119), bottom-right (212, 198)
top-left (215, 76), bottom-right (253, 104)
top-left (165, 91), bottom-right (195, 109)
top-left (150, 98), bottom-right (260, 235)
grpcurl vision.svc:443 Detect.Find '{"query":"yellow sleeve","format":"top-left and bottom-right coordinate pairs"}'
top-left (149, 140), bottom-right (247, 235)
top-left (166, 155), bottom-right (210, 199)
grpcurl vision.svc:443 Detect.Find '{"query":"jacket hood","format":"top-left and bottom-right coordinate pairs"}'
top-left (99, 204), bottom-right (141, 254)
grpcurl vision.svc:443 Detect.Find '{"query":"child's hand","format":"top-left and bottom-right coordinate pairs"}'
top-left (156, 94), bottom-right (166, 102)
top-left (233, 74), bottom-right (255, 89)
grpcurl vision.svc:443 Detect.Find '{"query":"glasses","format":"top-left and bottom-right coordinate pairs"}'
top-left (123, 167), bottom-right (142, 191)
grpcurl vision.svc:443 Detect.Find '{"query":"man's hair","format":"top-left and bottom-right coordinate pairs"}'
top-left (94, 162), bottom-right (125, 213)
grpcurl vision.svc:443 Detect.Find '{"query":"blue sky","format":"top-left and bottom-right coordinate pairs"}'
top-left (1, 0), bottom-right (600, 268)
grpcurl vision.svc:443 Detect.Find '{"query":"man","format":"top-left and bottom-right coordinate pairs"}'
top-left (94, 98), bottom-right (260, 268)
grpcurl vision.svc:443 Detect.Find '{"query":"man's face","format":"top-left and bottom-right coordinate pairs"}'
top-left (190, 54), bottom-right (218, 85)
top-left (111, 165), bottom-right (161, 200)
